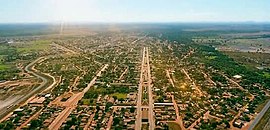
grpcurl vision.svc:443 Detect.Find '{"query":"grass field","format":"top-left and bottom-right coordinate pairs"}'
top-left (205, 56), bottom-right (217, 60)
top-left (168, 122), bottom-right (181, 130)
top-left (111, 93), bottom-right (127, 99)
top-left (16, 40), bottom-right (51, 52)
top-left (0, 64), bottom-right (10, 70)
top-left (81, 99), bottom-right (91, 105)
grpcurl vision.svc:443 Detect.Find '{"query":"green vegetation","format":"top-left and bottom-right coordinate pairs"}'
top-left (111, 93), bottom-right (126, 99)
top-left (255, 98), bottom-right (270, 113)
top-left (0, 40), bottom-right (50, 80)
top-left (205, 55), bottom-right (217, 60)
top-left (0, 64), bottom-right (10, 70)
top-left (224, 51), bottom-right (270, 70)
top-left (263, 72), bottom-right (270, 78)
top-left (0, 56), bottom-right (19, 81)
top-left (16, 40), bottom-right (51, 52)
top-left (0, 44), bottom-right (19, 62)
top-left (80, 99), bottom-right (92, 105)
top-left (193, 44), bottom-right (270, 89)
top-left (29, 119), bottom-right (42, 129)
top-left (188, 44), bottom-right (269, 119)
top-left (84, 84), bottom-right (131, 99)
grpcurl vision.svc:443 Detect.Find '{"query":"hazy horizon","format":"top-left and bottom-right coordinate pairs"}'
top-left (1, 21), bottom-right (270, 24)
top-left (0, 0), bottom-right (269, 23)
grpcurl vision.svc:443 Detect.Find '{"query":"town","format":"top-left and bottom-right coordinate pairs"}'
top-left (0, 25), bottom-right (270, 130)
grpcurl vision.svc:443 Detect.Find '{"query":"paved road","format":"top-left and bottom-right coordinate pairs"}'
top-left (146, 47), bottom-right (155, 130)
top-left (52, 43), bottom-right (78, 54)
top-left (166, 70), bottom-right (175, 88)
top-left (202, 72), bottom-right (216, 86)
top-left (0, 57), bottom-right (55, 119)
top-left (135, 47), bottom-right (155, 130)
top-left (249, 100), bottom-right (270, 130)
top-left (48, 64), bottom-right (108, 130)
top-left (135, 47), bottom-right (146, 130)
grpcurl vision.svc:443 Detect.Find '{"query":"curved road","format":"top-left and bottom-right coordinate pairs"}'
top-left (0, 57), bottom-right (55, 119)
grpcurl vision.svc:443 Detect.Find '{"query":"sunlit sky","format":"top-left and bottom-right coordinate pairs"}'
top-left (0, 0), bottom-right (269, 23)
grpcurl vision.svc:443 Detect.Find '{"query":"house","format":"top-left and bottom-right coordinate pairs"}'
top-left (14, 108), bottom-right (24, 113)
top-left (29, 97), bottom-right (46, 105)
top-left (234, 119), bottom-right (243, 128)
top-left (233, 75), bottom-right (242, 79)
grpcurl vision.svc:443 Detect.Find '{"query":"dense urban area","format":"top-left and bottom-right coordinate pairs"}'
top-left (0, 24), bottom-right (270, 130)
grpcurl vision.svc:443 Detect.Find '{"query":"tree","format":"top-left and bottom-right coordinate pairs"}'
top-left (96, 105), bottom-right (100, 111)
top-left (113, 96), bottom-right (118, 101)
top-left (113, 117), bottom-right (121, 125)
top-left (119, 98), bottom-right (125, 102)
top-left (242, 114), bottom-right (250, 122)
top-left (105, 102), bottom-right (113, 112)
top-left (130, 106), bottom-right (135, 113)
top-left (157, 96), bottom-right (164, 102)
top-left (4, 121), bottom-right (14, 130)
top-left (30, 119), bottom-right (42, 128)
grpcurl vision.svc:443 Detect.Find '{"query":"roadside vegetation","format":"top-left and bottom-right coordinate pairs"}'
top-left (254, 107), bottom-right (270, 130)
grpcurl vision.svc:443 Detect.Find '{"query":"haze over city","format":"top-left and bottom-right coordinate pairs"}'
top-left (0, 0), bottom-right (269, 23)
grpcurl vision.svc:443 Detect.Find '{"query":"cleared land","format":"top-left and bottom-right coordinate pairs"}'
top-left (168, 122), bottom-right (181, 130)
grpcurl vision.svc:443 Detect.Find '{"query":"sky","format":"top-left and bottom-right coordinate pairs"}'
top-left (0, 0), bottom-right (269, 23)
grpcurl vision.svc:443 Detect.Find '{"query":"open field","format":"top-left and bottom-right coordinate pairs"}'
top-left (111, 93), bottom-right (127, 99)
top-left (193, 30), bottom-right (270, 54)
top-left (224, 51), bottom-right (270, 69)
top-left (16, 40), bottom-right (51, 52)
top-left (224, 38), bottom-right (270, 53)
top-left (0, 64), bottom-right (9, 70)
top-left (168, 122), bottom-right (181, 130)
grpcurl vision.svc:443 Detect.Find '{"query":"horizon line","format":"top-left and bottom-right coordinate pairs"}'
top-left (0, 21), bottom-right (270, 25)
